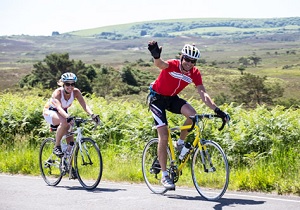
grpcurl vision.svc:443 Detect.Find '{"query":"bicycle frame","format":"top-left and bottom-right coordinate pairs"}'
top-left (168, 123), bottom-right (201, 172)
top-left (167, 113), bottom-right (226, 173)
top-left (142, 113), bottom-right (229, 200)
top-left (40, 117), bottom-right (103, 190)
top-left (60, 120), bottom-right (93, 176)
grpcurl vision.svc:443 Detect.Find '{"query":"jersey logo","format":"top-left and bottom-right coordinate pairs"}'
top-left (169, 72), bottom-right (192, 84)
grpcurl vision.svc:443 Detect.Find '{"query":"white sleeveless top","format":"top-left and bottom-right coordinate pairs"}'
top-left (44, 87), bottom-right (75, 110)
top-left (59, 87), bottom-right (74, 109)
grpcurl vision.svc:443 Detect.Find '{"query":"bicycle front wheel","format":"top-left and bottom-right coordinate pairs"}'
top-left (191, 140), bottom-right (229, 201)
top-left (39, 137), bottom-right (63, 186)
top-left (142, 138), bottom-right (171, 194)
top-left (74, 138), bottom-right (103, 190)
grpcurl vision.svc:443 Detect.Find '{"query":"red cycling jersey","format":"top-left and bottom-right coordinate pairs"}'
top-left (151, 59), bottom-right (203, 96)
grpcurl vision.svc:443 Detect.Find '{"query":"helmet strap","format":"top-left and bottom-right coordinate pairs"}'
top-left (63, 86), bottom-right (70, 95)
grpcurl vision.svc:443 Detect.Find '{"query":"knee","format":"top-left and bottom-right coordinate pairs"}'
top-left (59, 121), bottom-right (69, 128)
top-left (181, 104), bottom-right (196, 117)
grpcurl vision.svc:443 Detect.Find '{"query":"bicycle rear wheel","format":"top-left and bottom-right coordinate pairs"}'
top-left (142, 138), bottom-right (171, 194)
top-left (191, 140), bottom-right (229, 201)
top-left (39, 137), bottom-right (63, 186)
top-left (74, 138), bottom-right (103, 190)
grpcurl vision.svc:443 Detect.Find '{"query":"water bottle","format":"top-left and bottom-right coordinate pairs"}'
top-left (66, 144), bottom-right (73, 154)
top-left (179, 142), bottom-right (191, 160)
top-left (66, 142), bottom-right (74, 156)
top-left (61, 143), bottom-right (68, 153)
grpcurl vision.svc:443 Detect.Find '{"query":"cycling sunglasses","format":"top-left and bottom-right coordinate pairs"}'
top-left (64, 83), bottom-right (75, 87)
top-left (183, 55), bottom-right (197, 64)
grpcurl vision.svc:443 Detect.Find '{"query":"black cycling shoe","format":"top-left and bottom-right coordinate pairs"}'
top-left (53, 146), bottom-right (64, 158)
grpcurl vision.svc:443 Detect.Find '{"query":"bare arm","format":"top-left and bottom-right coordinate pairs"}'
top-left (153, 58), bottom-right (169, 70)
top-left (196, 85), bottom-right (218, 110)
top-left (51, 90), bottom-right (69, 118)
top-left (74, 89), bottom-right (93, 116)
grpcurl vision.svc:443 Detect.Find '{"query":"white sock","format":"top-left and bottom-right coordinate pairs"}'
top-left (162, 171), bottom-right (168, 177)
top-left (177, 139), bottom-right (184, 145)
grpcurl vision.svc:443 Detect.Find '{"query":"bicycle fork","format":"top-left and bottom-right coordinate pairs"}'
top-left (199, 139), bottom-right (216, 173)
top-left (78, 140), bottom-right (93, 166)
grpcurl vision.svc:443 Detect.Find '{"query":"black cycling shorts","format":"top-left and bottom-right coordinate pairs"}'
top-left (149, 95), bottom-right (187, 128)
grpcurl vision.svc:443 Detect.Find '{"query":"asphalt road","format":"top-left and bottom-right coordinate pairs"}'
top-left (0, 174), bottom-right (299, 210)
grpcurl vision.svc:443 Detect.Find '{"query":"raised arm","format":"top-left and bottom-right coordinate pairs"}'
top-left (148, 40), bottom-right (169, 70)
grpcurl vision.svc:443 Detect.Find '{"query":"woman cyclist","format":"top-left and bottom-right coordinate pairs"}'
top-left (43, 72), bottom-right (100, 157)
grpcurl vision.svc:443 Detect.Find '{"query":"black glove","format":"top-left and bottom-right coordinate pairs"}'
top-left (66, 116), bottom-right (74, 123)
top-left (148, 41), bottom-right (162, 59)
top-left (214, 107), bottom-right (229, 121)
top-left (91, 114), bottom-right (100, 124)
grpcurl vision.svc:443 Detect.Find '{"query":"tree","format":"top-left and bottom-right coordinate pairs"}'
top-left (121, 66), bottom-right (138, 86)
top-left (238, 66), bottom-right (246, 75)
top-left (238, 57), bottom-right (250, 67)
top-left (248, 56), bottom-right (262, 67)
top-left (140, 30), bottom-right (147, 36)
top-left (230, 73), bottom-right (284, 108)
top-left (19, 53), bottom-right (96, 94)
top-left (92, 65), bottom-right (118, 98)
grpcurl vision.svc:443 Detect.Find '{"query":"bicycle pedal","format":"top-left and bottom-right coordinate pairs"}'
top-left (168, 186), bottom-right (176, 191)
top-left (69, 175), bottom-right (77, 180)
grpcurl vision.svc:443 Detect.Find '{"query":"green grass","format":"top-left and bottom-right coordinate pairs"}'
top-left (0, 92), bottom-right (299, 195)
top-left (1, 144), bottom-right (299, 195)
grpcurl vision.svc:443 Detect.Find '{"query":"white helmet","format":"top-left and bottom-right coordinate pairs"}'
top-left (181, 44), bottom-right (201, 59)
top-left (61, 72), bottom-right (77, 83)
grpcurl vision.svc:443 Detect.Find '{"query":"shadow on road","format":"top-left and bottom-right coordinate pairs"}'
top-left (53, 185), bottom-right (127, 193)
top-left (167, 194), bottom-right (265, 210)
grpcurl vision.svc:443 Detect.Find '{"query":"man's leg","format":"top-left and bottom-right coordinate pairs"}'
top-left (179, 103), bottom-right (197, 140)
top-left (157, 125), bottom-right (175, 189)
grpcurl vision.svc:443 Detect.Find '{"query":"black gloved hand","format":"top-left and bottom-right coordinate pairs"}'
top-left (214, 107), bottom-right (230, 121)
top-left (66, 116), bottom-right (74, 123)
top-left (91, 114), bottom-right (101, 125)
top-left (148, 41), bottom-right (162, 59)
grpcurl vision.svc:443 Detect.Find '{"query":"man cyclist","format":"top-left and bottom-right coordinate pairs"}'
top-left (43, 72), bottom-right (100, 158)
top-left (147, 41), bottom-right (230, 189)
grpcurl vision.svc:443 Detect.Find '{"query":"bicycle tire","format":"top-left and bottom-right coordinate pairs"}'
top-left (142, 138), bottom-right (171, 194)
top-left (74, 138), bottom-right (103, 190)
top-left (39, 137), bottom-right (63, 186)
top-left (191, 140), bottom-right (229, 201)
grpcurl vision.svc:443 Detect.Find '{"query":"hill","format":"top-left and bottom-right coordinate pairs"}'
top-left (67, 17), bottom-right (300, 38)
top-left (0, 17), bottom-right (299, 102)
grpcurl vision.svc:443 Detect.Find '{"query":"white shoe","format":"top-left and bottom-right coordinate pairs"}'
top-left (161, 175), bottom-right (175, 189)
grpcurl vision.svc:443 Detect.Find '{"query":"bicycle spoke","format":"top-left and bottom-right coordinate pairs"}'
top-left (192, 140), bottom-right (229, 201)
top-left (39, 138), bottom-right (63, 186)
top-left (142, 138), bottom-right (171, 194)
top-left (75, 138), bottom-right (103, 190)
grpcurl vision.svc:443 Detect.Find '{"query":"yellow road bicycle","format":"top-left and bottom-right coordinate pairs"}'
top-left (142, 114), bottom-right (230, 201)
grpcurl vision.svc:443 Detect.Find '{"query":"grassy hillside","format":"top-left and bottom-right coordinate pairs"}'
top-left (67, 17), bottom-right (300, 37)
top-left (0, 17), bottom-right (299, 102)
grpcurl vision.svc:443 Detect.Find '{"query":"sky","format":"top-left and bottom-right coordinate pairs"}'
top-left (1, 0), bottom-right (299, 36)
